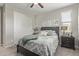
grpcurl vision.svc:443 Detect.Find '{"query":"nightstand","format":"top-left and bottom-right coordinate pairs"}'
top-left (61, 36), bottom-right (75, 50)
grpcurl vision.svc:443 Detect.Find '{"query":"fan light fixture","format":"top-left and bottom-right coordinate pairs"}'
top-left (30, 3), bottom-right (44, 8)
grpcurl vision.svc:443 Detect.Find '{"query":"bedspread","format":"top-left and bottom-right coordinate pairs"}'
top-left (18, 35), bottom-right (58, 56)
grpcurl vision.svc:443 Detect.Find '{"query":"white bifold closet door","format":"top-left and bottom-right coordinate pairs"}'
top-left (0, 8), bottom-right (1, 45)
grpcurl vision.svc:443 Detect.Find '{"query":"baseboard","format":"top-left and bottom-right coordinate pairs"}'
top-left (2, 43), bottom-right (16, 48)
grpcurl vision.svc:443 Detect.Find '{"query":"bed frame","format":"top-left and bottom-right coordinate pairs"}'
top-left (17, 27), bottom-right (59, 56)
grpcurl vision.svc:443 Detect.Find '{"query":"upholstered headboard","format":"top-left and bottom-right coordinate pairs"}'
top-left (41, 27), bottom-right (59, 39)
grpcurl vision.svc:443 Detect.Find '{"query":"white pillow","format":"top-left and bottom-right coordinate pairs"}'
top-left (39, 31), bottom-right (48, 36)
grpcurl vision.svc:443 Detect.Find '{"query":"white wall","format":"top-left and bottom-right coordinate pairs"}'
top-left (14, 11), bottom-right (33, 44)
top-left (3, 4), bottom-right (34, 47)
top-left (34, 4), bottom-right (78, 49)
top-left (71, 5), bottom-right (78, 48)
top-left (35, 12), bottom-right (61, 27)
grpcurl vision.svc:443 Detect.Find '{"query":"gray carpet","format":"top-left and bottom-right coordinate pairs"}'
top-left (55, 46), bottom-right (79, 56)
top-left (0, 46), bottom-right (79, 56)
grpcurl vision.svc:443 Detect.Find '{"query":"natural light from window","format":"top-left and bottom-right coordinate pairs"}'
top-left (61, 10), bottom-right (72, 34)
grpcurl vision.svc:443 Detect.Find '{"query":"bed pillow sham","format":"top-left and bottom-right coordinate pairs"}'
top-left (47, 30), bottom-right (57, 36)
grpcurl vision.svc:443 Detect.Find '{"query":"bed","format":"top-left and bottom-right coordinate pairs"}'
top-left (17, 27), bottom-right (59, 56)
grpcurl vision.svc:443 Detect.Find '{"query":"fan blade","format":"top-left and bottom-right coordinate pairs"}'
top-left (38, 3), bottom-right (44, 8)
top-left (30, 3), bottom-right (34, 8)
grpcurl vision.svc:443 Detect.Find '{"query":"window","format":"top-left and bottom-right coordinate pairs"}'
top-left (61, 10), bottom-right (72, 33)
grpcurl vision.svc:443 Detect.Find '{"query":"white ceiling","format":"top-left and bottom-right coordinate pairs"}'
top-left (0, 3), bottom-right (75, 14)
top-left (27, 3), bottom-right (74, 12)
top-left (11, 3), bottom-right (74, 14)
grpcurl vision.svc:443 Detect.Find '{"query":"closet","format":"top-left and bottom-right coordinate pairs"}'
top-left (0, 7), bottom-right (3, 46)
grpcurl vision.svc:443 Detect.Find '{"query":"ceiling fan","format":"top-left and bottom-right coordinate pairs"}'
top-left (30, 3), bottom-right (44, 8)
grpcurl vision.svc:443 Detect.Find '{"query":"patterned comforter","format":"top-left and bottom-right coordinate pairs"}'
top-left (18, 35), bottom-right (58, 56)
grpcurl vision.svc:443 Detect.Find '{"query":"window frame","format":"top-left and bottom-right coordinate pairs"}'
top-left (61, 10), bottom-right (72, 33)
